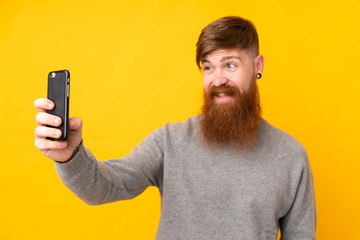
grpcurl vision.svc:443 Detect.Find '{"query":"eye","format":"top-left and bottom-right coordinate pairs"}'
top-left (226, 63), bottom-right (236, 69)
top-left (203, 66), bottom-right (212, 71)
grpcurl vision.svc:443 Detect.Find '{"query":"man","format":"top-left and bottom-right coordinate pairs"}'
top-left (34, 16), bottom-right (316, 239)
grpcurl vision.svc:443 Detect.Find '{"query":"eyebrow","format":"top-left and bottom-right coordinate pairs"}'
top-left (221, 56), bottom-right (242, 62)
top-left (201, 55), bottom-right (242, 64)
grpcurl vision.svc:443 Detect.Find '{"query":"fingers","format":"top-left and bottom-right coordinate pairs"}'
top-left (34, 138), bottom-right (67, 151)
top-left (35, 126), bottom-right (62, 139)
top-left (35, 112), bottom-right (62, 127)
top-left (34, 98), bottom-right (54, 113)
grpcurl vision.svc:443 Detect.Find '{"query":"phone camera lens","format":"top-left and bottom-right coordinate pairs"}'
top-left (50, 72), bottom-right (56, 78)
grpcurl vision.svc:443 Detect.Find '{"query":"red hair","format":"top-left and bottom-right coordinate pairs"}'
top-left (196, 16), bottom-right (259, 69)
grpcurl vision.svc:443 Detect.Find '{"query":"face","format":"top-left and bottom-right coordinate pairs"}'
top-left (199, 48), bottom-right (264, 151)
top-left (201, 49), bottom-right (263, 104)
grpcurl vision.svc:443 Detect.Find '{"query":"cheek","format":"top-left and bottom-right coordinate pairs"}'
top-left (231, 71), bottom-right (254, 92)
top-left (203, 75), bottom-right (211, 91)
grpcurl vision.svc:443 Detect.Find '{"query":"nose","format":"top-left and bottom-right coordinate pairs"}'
top-left (212, 69), bottom-right (228, 87)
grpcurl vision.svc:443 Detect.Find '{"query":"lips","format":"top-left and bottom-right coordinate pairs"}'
top-left (217, 93), bottom-right (227, 98)
top-left (214, 93), bottom-right (233, 103)
top-left (211, 88), bottom-right (235, 98)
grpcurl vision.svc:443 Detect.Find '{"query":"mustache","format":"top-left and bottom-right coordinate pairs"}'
top-left (208, 85), bottom-right (239, 97)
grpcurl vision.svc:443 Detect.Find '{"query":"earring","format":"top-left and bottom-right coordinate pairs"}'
top-left (256, 73), bottom-right (262, 79)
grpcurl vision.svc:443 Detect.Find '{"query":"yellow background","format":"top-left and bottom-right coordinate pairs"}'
top-left (1, 0), bottom-right (359, 239)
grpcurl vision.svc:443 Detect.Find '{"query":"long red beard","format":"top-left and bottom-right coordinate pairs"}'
top-left (199, 80), bottom-right (262, 151)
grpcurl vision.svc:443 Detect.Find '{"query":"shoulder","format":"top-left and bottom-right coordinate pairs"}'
top-left (259, 120), bottom-right (309, 166)
top-left (260, 120), bottom-right (306, 152)
top-left (165, 115), bottom-right (201, 131)
top-left (143, 115), bottom-right (201, 143)
top-left (160, 115), bottom-right (201, 142)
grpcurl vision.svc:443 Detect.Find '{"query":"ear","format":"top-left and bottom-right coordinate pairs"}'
top-left (255, 54), bottom-right (265, 76)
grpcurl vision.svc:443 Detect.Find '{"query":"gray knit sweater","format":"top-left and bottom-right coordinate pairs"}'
top-left (55, 115), bottom-right (316, 240)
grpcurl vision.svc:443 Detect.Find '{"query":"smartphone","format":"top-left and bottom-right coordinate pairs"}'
top-left (46, 70), bottom-right (70, 141)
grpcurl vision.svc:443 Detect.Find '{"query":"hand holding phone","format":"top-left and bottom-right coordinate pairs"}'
top-left (34, 70), bottom-right (83, 163)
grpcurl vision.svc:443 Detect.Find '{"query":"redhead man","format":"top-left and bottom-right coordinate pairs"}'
top-left (34, 16), bottom-right (316, 239)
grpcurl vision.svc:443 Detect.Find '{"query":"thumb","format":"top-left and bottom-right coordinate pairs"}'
top-left (69, 117), bottom-right (83, 132)
top-left (67, 117), bottom-right (83, 150)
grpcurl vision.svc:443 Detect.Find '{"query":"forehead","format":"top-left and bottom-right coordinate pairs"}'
top-left (202, 49), bottom-right (250, 63)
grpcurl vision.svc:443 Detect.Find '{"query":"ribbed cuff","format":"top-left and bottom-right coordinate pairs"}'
top-left (54, 141), bottom-right (91, 176)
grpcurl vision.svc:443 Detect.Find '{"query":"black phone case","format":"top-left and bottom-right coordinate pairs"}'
top-left (46, 70), bottom-right (70, 141)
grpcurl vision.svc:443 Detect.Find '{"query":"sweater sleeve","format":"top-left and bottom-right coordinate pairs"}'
top-left (279, 151), bottom-right (317, 239)
top-left (54, 128), bottom-right (164, 205)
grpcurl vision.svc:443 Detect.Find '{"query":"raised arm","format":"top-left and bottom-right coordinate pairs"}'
top-left (54, 128), bottom-right (164, 205)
